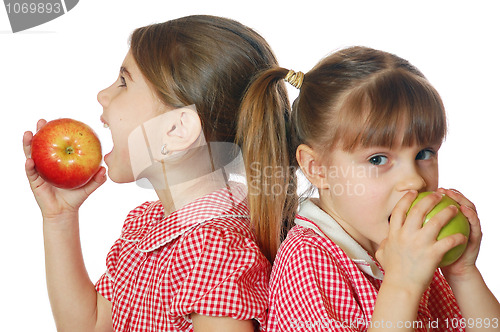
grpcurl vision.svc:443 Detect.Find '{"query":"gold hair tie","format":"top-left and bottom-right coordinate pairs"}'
top-left (284, 70), bottom-right (304, 89)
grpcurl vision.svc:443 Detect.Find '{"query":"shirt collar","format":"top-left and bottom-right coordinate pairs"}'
top-left (295, 198), bottom-right (384, 280)
top-left (121, 185), bottom-right (249, 252)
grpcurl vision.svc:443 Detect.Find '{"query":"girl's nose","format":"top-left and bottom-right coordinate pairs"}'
top-left (395, 166), bottom-right (427, 192)
top-left (97, 87), bottom-right (110, 107)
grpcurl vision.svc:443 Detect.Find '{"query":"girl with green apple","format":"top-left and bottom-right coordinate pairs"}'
top-left (239, 46), bottom-right (500, 331)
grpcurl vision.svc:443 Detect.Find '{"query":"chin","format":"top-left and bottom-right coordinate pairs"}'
top-left (106, 158), bottom-right (135, 184)
top-left (106, 168), bottom-right (135, 184)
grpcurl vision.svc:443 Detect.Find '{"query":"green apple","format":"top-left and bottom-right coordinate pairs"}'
top-left (409, 192), bottom-right (470, 267)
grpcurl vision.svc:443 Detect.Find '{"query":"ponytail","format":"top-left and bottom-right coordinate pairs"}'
top-left (238, 67), bottom-right (298, 263)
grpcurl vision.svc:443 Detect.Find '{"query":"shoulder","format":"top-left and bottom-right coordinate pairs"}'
top-left (198, 214), bottom-right (253, 239)
top-left (174, 215), bottom-right (270, 273)
top-left (271, 225), bottom-right (350, 285)
top-left (180, 215), bottom-right (263, 261)
top-left (181, 194), bottom-right (254, 246)
top-left (276, 225), bottom-right (339, 265)
top-left (123, 200), bottom-right (162, 222)
top-left (121, 201), bottom-right (163, 237)
top-left (169, 215), bottom-right (270, 289)
top-left (126, 200), bottom-right (159, 217)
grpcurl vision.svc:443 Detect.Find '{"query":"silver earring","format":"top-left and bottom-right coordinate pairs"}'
top-left (161, 144), bottom-right (169, 155)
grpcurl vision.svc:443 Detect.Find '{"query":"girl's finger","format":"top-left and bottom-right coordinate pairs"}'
top-left (434, 233), bottom-right (468, 260)
top-left (25, 158), bottom-right (45, 190)
top-left (404, 192), bottom-right (443, 231)
top-left (420, 205), bottom-right (459, 239)
top-left (437, 188), bottom-right (476, 213)
top-left (461, 203), bottom-right (482, 246)
top-left (81, 167), bottom-right (107, 197)
top-left (24, 119), bottom-right (47, 159)
top-left (23, 131), bottom-right (33, 158)
top-left (389, 190), bottom-right (418, 231)
top-left (36, 118), bottom-right (47, 132)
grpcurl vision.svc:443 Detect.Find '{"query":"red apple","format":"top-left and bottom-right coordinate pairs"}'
top-left (409, 191), bottom-right (470, 267)
top-left (31, 118), bottom-right (102, 189)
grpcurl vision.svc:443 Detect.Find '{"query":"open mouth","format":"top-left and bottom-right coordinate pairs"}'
top-left (100, 116), bottom-right (109, 128)
top-left (99, 116), bottom-right (112, 161)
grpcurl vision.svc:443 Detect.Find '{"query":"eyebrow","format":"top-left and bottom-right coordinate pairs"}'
top-left (120, 66), bottom-right (134, 82)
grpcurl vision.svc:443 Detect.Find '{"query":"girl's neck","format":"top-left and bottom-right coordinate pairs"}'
top-left (316, 195), bottom-right (379, 256)
top-left (141, 141), bottom-right (244, 217)
top-left (151, 168), bottom-right (230, 217)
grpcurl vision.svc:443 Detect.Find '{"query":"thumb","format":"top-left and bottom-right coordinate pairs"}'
top-left (375, 238), bottom-right (387, 265)
top-left (82, 167), bottom-right (107, 196)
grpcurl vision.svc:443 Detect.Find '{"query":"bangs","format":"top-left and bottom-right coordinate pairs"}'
top-left (333, 69), bottom-right (447, 151)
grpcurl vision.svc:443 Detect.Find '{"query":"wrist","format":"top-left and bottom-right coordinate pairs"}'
top-left (372, 277), bottom-right (423, 329)
top-left (43, 210), bottom-right (80, 229)
top-left (381, 274), bottom-right (427, 300)
top-left (443, 265), bottom-right (481, 286)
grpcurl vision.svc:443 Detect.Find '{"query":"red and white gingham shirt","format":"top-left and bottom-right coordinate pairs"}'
top-left (266, 199), bottom-right (463, 332)
top-left (95, 188), bottom-right (270, 332)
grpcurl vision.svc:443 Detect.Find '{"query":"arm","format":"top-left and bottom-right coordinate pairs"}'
top-left (447, 267), bottom-right (500, 330)
top-left (43, 211), bottom-right (112, 332)
top-left (191, 314), bottom-right (255, 332)
top-left (370, 279), bottom-right (422, 331)
top-left (24, 120), bottom-right (112, 332)
top-left (439, 189), bottom-right (500, 331)
top-left (373, 191), bottom-right (467, 331)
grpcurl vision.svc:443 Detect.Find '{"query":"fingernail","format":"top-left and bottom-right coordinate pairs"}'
top-left (433, 192), bottom-right (443, 200)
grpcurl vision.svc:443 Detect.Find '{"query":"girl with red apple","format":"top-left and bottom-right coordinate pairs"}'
top-left (239, 46), bottom-right (500, 331)
top-left (23, 15), bottom-right (289, 332)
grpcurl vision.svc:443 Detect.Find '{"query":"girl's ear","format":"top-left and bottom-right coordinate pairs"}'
top-left (296, 144), bottom-right (329, 189)
top-left (163, 105), bottom-right (202, 152)
top-left (127, 106), bottom-right (203, 179)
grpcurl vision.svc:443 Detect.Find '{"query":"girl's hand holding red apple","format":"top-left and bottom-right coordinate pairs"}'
top-left (23, 119), bottom-right (107, 221)
top-left (31, 118), bottom-right (103, 189)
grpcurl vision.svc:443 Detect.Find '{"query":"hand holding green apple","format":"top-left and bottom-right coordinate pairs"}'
top-left (409, 191), bottom-right (470, 267)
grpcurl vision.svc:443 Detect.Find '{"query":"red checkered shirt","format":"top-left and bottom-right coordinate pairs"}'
top-left (267, 208), bottom-right (464, 331)
top-left (95, 188), bottom-right (270, 332)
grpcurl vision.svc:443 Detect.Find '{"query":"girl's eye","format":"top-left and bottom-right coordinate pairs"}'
top-left (416, 149), bottom-right (435, 160)
top-left (368, 155), bottom-right (389, 166)
top-left (118, 76), bottom-right (127, 87)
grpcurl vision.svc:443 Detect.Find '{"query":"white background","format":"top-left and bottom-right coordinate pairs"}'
top-left (1, 1), bottom-right (499, 330)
